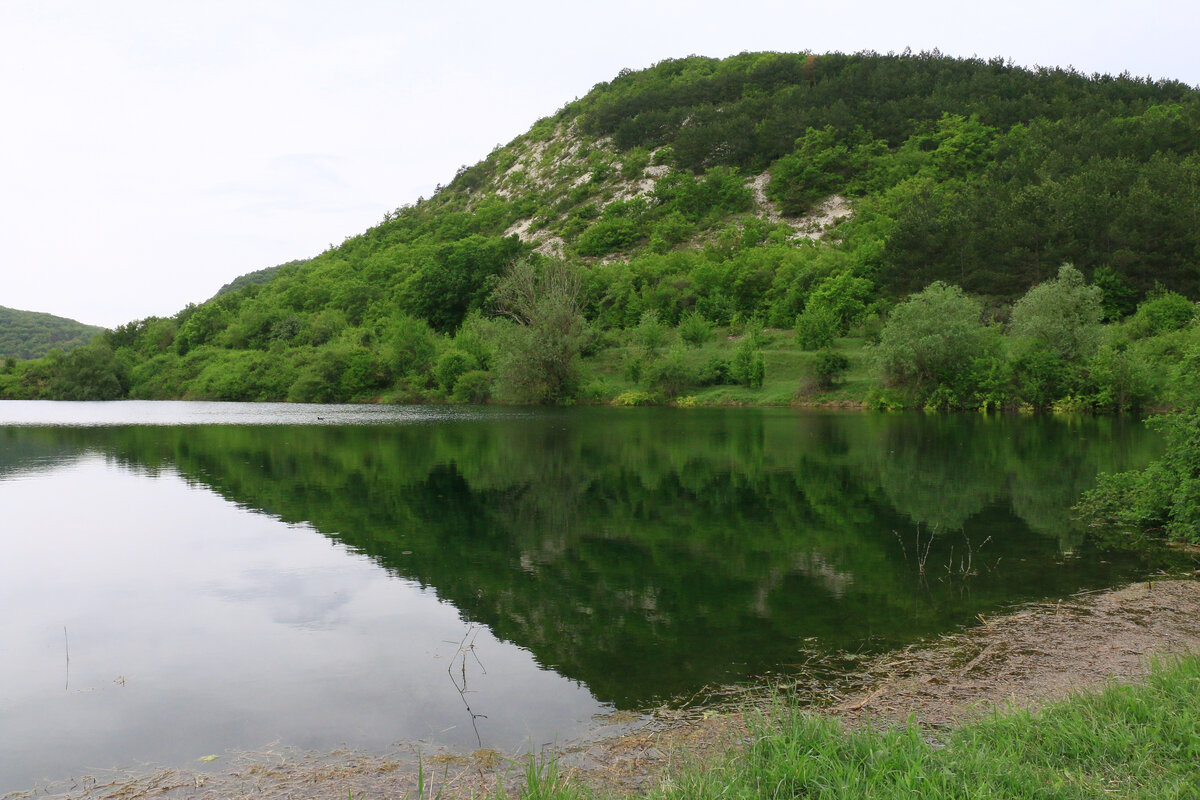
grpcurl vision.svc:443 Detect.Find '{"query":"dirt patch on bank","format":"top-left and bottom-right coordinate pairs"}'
top-left (12, 578), bottom-right (1200, 800)
top-left (567, 577), bottom-right (1200, 794)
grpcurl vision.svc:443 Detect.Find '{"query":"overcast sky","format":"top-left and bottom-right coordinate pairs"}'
top-left (2, 0), bottom-right (1196, 329)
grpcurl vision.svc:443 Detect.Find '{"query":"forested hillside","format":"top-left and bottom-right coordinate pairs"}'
top-left (0, 306), bottom-right (106, 360)
top-left (3, 51), bottom-right (1198, 408)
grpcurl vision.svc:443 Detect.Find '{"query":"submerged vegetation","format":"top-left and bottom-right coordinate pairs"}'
top-left (2, 51), bottom-right (1198, 410)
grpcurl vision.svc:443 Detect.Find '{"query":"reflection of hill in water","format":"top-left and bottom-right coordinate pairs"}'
top-left (10, 409), bottom-right (1169, 707)
top-left (0, 428), bottom-right (90, 479)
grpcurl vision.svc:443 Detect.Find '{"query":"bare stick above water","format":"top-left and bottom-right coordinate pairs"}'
top-left (64, 625), bottom-right (70, 691)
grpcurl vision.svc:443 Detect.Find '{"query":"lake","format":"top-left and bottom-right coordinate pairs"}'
top-left (0, 401), bottom-right (1183, 791)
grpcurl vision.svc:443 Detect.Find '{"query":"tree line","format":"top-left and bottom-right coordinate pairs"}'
top-left (2, 51), bottom-right (1197, 417)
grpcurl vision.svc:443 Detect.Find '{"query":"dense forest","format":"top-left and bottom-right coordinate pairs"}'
top-left (0, 306), bottom-right (105, 361)
top-left (2, 50), bottom-right (1198, 412)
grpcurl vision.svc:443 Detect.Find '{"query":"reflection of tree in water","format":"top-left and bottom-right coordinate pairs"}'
top-left (0, 428), bottom-right (89, 479)
top-left (1006, 416), bottom-right (1160, 553)
top-left (864, 414), bottom-right (1005, 531)
top-left (12, 410), bottom-right (1170, 707)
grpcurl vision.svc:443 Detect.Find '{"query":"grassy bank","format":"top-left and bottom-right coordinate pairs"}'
top-left (522, 654), bottom-right (1200, 800)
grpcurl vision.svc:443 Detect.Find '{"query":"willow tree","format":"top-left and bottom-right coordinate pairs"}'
top-left (492, 258), bottom-right (586, 404)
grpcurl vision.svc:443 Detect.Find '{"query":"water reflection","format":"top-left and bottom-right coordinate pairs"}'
top-left (0, 406), bottom-right (1181, 791)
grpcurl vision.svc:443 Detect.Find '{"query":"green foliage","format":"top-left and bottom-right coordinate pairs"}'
top-left (795, 305), bottom-right (837, 350)
top-left (652, 166), bottom-right (752, 223)
top-left (288, 344), bottom-right (387, 402)
top-left (46, 343), bottom-right (129, 400)
top-left (812, 349), bottom-right (850, 389)
top-left (644, 345), bottom-right (694, 397)
top-left (1010, 264), bottom-right (1104, 364)
top-left (183, 349), bottom-right (297, 401)
top-left (612, 389), bottom-right (653, 406)
top-left (574, 216), bottom-right (641, 256)
top-left (491, 259), bottom-right (587, 403)
top-left (619, 146), bottom-right (651, 180)
top-left (1087, 342), bottom-right (1153, 413)
top-left (399, 234), bottom-right (526, 332)
top-left (696, 355), bottom-right (732, 386)
top-left (633, 309), bottom-right (670, 352)
top-left (0, 306), bottom-right (106, 360)
top-left (874, 282), bottom-right (989, 395)
top-left (768, 126), bottom-right (860, 215)
top-left (796, 271), bottom-right (874, 352)
top-left (647, 210), bottom-right (694, 252)
top-left (384, 315), bottom-right (438, 382)
top-left (730, 337), bottom-right (765, 388)
top-left (677, 310), bottom-right (714, 348)
top-left (1078, 409), bottom-right (1200, 542)
top-left (213, 259), bottom-right (303, 297)
top-left (1126, 288), bottom-right (1197, 339)
top-left (1005, 264), bottom-right (1104, 406)
top-left (450, 370), bottom-right (492, 403)
top-left (1092, 265), bottom-right (1138, 320)
top-left (434, 349), bottom-right (478, 393)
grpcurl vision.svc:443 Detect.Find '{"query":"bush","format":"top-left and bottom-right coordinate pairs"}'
top-left (634, 310), bottom-right (670, 352)
top-left (386, 315), bottom-right (438, 382)
top-left (1010, 264), bottom-right (1103, 364)
top-left (731, 339), bottom-right (765, 388)
top-left (678, 311), bottom-right (714, 348)
top-left (620, 147), bottom-right (651, 180)
top-left (812, 350), bottom-right (850, 388)
top-left (435, 349), bottom-right (478, 393)
top-left (451, 370), bottom-right (492, 403)
top-left (697, 355), bottom-right (732, 386)
top-left (1076, 409), bottom-right (1200, 542)
top-left (613, 390), bottom-right (654, 406)
top-left (645, 346), bottom-right (695, 397)
top-left (1087, 343), bottom-right (1153, 412)
top-left (795, 305), bottom-right (837, 350)
top-left (575, 218), bottom-right (642, 256)
top-left (1126, 289), bottom-right (1197, 339)
top-left (874, 281), bottom-right (989, 391)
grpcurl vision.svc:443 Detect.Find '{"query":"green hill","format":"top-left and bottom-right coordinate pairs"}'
top-left (4, 51), bottom-right (1199, 407)
top-left (0, 306), bottom-right (106, 360)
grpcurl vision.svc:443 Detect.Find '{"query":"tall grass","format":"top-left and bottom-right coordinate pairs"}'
top-left (519, 655), bottom-right (1200, 800)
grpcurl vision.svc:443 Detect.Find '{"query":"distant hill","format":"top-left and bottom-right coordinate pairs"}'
top-left (6, 51), bottom-right (1200, 409)
top-left (213, 259), bottom-right (309, 298)
top-left (0, 306), bottom-right (106, 359)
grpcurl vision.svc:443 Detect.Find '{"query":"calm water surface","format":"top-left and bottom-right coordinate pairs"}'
top-left (0, 401), bottom-right (1185, 790)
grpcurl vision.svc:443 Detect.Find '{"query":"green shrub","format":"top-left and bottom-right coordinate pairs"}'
top-left (697, 355), bottom-right (732, 386)
top-left (678, 311), bottom-right (715, 348)
top-left (1077, 409), bottom-right (1200, 542)
top-left (613, 390), bottom-right (653, 406)
top-left (731, 339), bottom-right (765, 388)
top-left (634, 310), bottom-right (670, 352)
top-left (620, 147), bottom-right (651, 180)
top-left (575, 218), bottom-right (641, 256)
top-left (795, 306), bottom-right (837, 350)
top-left (1126, 289), bottom-right (1197, 339)
top-left (451, 370), bottom-right (492, 403)
top-left (1087, 343), bottom-right (1153, 412)
top-left (812, 349), bottom-right (850, 388)
top-left (435, 349), bottom-right (478, 393)
top-left (874, 281), bottom-right (989, 391)
top-left (645, 346), bottom-right (694, 397)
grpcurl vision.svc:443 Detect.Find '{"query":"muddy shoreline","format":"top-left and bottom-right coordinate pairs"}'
top-left (9, 576), bottom-right (1200, 800)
